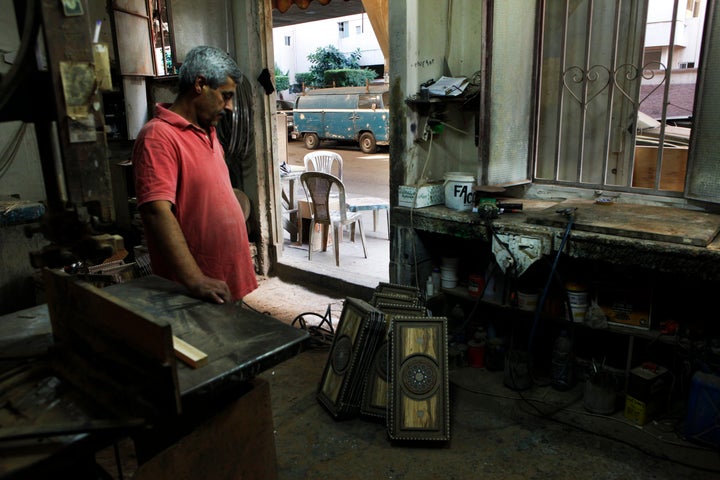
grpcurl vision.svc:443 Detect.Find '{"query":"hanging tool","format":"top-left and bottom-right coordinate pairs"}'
top-left (472, 185), bottom-right (523, 218)
top-left (475, 198), bottom-right (524, 219)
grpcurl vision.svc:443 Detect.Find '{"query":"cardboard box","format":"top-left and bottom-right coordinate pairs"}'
top-left (596, 285), bottom-right (652, 330)
top-left (398, 182), bottom-right (444, 208)
top-left (624, 364), bottom-right (670, 425)
top-left (299, 218), bottom-right (333, 252)
top-left (632, 146), bottom-right (687, 191)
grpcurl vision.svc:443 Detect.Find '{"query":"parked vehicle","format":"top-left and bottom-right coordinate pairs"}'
top-left (276, 99), bottom-right (295, 139)
top-left (292, 86), bottom-right (389, 154)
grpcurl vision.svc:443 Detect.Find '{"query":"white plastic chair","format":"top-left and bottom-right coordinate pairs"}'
top-left (300, 171), bottom-right (367, 266)
top-left (303, 151), bottom-right (344, 181)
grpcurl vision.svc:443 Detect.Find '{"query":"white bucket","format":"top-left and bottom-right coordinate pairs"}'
top-left (441, 274), bottom-right (457, 289)
top-left (444, 172), bottom-right (476, 211)
top-left (517, 291), bottom-right (540, 311)
top-left (566, 286), bottom-right (588, 323)
top-left (440, 256), bottom-right (459, 289)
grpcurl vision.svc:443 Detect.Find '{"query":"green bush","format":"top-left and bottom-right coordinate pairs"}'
top-left (323, 68), bottom-right (377, 87)
top-left (275, 75), bottom-right (289, 92)
top-left (274, 64), bottom-right (290, 92)
top-left (294, 72), bottom-right (314, 89)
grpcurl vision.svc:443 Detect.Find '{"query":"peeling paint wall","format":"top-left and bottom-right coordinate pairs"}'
top-left (390, 0), bottom-right (483, 190)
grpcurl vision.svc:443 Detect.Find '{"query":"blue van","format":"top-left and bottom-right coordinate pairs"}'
top-left (292, 85), bottom-right (389, 154)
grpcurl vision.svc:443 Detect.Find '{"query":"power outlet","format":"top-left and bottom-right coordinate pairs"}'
top-left (492, 233), bottom-right (549, 276)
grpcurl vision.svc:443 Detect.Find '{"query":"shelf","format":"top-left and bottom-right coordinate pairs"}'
top-left (404, 84), bottom-right (480, 115)
top-left (437, 286), bottom-right (679, 344)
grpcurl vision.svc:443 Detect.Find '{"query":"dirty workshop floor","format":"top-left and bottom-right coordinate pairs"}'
top-left (99, 275), bottom-right (720, 480)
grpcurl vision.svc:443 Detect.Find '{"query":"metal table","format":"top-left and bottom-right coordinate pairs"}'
top-left (0, 274), bottom-right (309, 478)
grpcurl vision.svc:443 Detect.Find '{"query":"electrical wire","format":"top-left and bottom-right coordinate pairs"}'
top-left (218, 74), bottom-right (253, 188)
top-left (409, 125), bottom-right (435, 288)
top-left (0, 1), bottom-right (38, 114)
top-left (291, 304), bottom-right (336, 349)
top-left (0, 123), bottom-right (27, 180)
top-left (527, 211), bottom-right (575, 352)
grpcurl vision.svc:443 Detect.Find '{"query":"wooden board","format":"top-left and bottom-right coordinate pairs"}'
top-left (173, 335), bottom-right (208, 369)
top-left (525, 199), bottom-right (720, 247)
top-left (43, 269), bottom-right (181, 420)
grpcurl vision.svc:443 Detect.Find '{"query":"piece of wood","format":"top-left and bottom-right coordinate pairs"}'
top-left (173, 335), bottom-right (208, 369)
top-left (526, 199), bottom-right (720, 247)
top-left (633, 146), bottom-right (688, 191)
top-left (43, 268), bottom-right (181, 420)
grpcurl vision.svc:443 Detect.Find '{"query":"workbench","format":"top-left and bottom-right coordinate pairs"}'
top-left (0, 273), bottom-right (309, 479)
top-left (392, 199), bottom-right (720, 280)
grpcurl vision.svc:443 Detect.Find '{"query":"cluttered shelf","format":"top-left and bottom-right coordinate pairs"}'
top-left (436, 285), bottom-right (679, 345)
top-left (404, 76), bottom-right (481, 113)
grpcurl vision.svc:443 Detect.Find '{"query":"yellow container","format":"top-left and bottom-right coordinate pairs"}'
top-left (624, 395), bottom-right (650, 425)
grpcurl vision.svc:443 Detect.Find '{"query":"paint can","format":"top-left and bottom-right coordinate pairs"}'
top-left (468, 273), bottom-right (485, 298)
top-left (467, 340), bottom-right (486, 368)
top-left (583, 370), bottom-right (618, 415)
top-left (443, 172), bottom-right (476, 211)
top-left (566, 282), bottom-right (588, 323)
top-left (441, 256), bottom-right (459, 289)
top-left (517, 290), bottom-right (540, 311)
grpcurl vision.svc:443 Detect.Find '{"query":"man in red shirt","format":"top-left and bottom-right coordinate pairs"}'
top-left (133, 46), bottom-right (257, 303)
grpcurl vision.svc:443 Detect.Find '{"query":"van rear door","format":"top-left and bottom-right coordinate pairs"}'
top-left (294, 95), bottom-right (324, 135)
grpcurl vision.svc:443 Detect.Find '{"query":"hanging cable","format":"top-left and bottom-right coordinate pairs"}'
top-left (218, 74), bottom-right (253, 188)
top-left (0, 1), bottom-right (38, 114)
top-left (527, 208), bottom-right (576, 353)
top-left (0, 123), bottom-right (28, 180)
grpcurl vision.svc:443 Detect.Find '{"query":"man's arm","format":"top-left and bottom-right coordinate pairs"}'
top-left (138, 200), bottom-right (231, 304)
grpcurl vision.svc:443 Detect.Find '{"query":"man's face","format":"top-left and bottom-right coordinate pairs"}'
top-left (198, 76), bottom-right (237, 129)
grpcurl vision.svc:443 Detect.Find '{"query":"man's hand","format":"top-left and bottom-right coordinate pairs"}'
top-left (185, 275), bottom-right (232, 304)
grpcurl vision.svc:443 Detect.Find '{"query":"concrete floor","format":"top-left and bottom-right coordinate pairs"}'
top-left (272, 203), bottom-right (391, 298)
top-left (245, 277), bottom-right (720, 480)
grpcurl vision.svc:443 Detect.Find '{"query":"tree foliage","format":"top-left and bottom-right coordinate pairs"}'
top-left (274, 64), bottom-right (289, 92)
top-left (306, 45), bottom-right (365, 86)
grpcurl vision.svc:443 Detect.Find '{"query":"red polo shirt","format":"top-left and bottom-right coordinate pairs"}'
top-left (133, 104), bottom-right (258, 300)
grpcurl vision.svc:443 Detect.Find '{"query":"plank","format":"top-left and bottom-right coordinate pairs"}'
top-left (525, 199), bottom-right (720, 247)
top-left (173, 335), bottom-right (208, 369)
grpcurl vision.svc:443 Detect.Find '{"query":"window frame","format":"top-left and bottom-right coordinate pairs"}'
top-left (524, 0), bottom-right (719, 205)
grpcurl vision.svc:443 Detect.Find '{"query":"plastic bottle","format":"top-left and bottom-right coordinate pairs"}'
top-left (432, 267), bottom-right (441, 292)
top-left (551, 330), bottom-right (574, 390)
top-left (425, 276), bottom-right (434, 298)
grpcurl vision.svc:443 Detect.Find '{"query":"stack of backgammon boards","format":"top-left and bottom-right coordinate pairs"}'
top-left (316, 296), bottom-right (385, 419)
top-left (316, 283), bottom-right (450, 442)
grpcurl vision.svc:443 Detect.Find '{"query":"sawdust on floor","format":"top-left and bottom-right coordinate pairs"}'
top-left (243, 275), bottom-right (347, 327)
